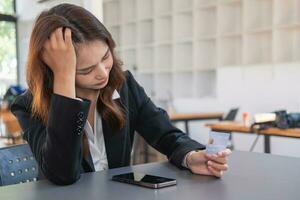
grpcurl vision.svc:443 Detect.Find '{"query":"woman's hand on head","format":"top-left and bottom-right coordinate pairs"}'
top-left (186, 149), bottom-right (231, 178)
top-left (42, 27), bottom-right (76, 78)
top-left (42, 27), bottom-right (77, 99)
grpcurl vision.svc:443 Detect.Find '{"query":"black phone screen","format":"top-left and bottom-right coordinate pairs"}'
top-left (112, 172), bottom-right (176, 188)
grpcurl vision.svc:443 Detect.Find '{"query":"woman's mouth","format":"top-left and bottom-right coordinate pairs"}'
top-left (95, 78), bottom-right (107, 86)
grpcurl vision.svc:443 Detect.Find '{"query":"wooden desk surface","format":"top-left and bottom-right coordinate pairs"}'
top-left (169, 112), bottom-right (224, 121)
top-left (206, 121), bottom-right (300, 138)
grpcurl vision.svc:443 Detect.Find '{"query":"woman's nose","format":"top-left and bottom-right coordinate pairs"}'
top-left (95, 63), bottom-right (108, 80)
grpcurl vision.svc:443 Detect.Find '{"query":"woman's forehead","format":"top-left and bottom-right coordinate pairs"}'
top-left (76, 40), bottom-right (109, 69)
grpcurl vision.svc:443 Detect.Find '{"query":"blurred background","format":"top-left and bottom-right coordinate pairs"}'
top-left (1, 0), bottom-right (300, 161)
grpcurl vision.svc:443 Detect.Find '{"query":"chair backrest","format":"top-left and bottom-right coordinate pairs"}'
top-left (223, 108), bottom-right (239, 121)
top-left (0, 144), bottom-right (38, 186)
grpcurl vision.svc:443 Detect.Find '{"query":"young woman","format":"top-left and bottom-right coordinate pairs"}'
top-left (11, 3), bottom-right (231, 185)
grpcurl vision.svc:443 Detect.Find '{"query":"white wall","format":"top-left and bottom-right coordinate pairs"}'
top-left (174, 63), bottom-right (300, 158)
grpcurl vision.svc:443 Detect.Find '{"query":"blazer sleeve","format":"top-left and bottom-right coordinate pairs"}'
top-left (10, 92), bottom-right (90, 185)
top-left (126, 71), bottom-right (206, 169)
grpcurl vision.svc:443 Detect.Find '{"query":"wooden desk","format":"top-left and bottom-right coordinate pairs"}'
top-left (170, 112), bottom-right (224, 121)
top-left (206, 121), bottom-right (300, 153)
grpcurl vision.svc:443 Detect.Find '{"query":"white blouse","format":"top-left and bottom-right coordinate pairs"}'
top-left (83, 90), bottom-right (120, 171)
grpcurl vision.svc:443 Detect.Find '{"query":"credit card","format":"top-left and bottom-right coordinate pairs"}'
top-left (205, 131), bottom-right (230, 154)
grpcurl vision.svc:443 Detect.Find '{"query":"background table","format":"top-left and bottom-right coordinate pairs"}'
top-left (169, 112), bottom-right (224, 135)
top-left (1, 151), bottom-right (300, 200)
top-left (206, 121), bottom-right (300, 153)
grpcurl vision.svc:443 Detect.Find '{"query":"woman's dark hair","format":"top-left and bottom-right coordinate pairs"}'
top-left (27, 3), bottom-right (125, 131)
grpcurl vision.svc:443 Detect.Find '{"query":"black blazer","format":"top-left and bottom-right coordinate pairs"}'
top-left (10, 70), bottom-right (205, 185)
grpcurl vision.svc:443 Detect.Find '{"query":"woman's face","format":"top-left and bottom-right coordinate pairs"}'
top-left (75, 40), bottom-right (113, 91)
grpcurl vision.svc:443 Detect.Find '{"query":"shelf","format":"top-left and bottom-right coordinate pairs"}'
top-left (107, 25), bottom-right (121, 46)
top-left (103, 0), bottom-right (120, 25)
top-left (154, 72), bottom-right (173, 100)
top-left (219, 0), bottom-right (241, 4)
top-left (197, 35), bottom-right (217, 40)
top-left (155, 44), bottom-right (172, 70)
top-left (219, 32), bottom-right (242, 38)
top-left (244, 31), bottom-right (272, 65)
top-left (174, 12), bottom-right (193, 40)
top-left (195, 0), bottom-right (217, 8)
top-left (138, 19), bottom-right (154, 44)
top-left (103, 0), bottom-right (300, 101)
top-left (154, 0), bottom-right (172, 16)
top-left (274, 0), bottom-right (300, 26)
top-left (194, 39), bottom-right (216, 70)
top-left (195, 70), bottom-right (216, 98)
top-left (137, 0), bottom-right (153, 20)
top-left (219, 36), bottom-right (242, 67)
top-left (154, 16), bottom-right (172, 42)
top-left (173, 72), bottom-right (194, 98)
top-left (245, 27), bottom-right (273, 35)
top-left (136, 73), bottom-right (155, 97)
top-left (121, 0), bottom-right (136, 23)
top-left (218, 1), bottom-right (242, 35)
top-left (276, 23), bottom-right (300, 30)
top-left (173, 0), bottom-right (193, 12)
top-left (244, 0), bottom-right (273, 31)
top-left (174, 42), bottom-right (193, 69)
top-left (121, 23), bottom-right (136, 46)
top-left (195, 7), bottom-right (217, 39)
top-left (137, 46), bottom-right (154, 70)
top-left (274, 29), bottom-right (300, 63)
top-left (120, 49), bottom-right (136, 71)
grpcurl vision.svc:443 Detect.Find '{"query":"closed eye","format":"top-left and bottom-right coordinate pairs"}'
top-left (77, 66), bottom-right (96, 75)
top-left (102, 49), bottom-right (110, 61)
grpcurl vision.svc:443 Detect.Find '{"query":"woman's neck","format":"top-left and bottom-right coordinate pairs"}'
top-left (76, 88), bottom-right (99, 102)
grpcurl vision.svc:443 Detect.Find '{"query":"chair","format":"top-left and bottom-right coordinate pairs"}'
top-left (222, 108), bottom-right (239, 150)
top-left (0, 144), bottom-right (38, 186)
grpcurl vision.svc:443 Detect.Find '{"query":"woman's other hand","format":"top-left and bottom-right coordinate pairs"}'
top-left (186, 149), bottom-right (232, 178)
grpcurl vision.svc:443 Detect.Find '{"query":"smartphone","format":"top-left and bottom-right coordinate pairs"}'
top-left (112, 172), bottom-right (177, 189)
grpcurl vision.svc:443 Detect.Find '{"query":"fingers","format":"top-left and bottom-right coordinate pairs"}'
top-left (55, 27), bottom-right (64, 47)
top-left (207, 166), bottom-right (223, 178)
top-left (49, 29), bottom-right (58, 49)
top-left (48, 27), bottom-right (67, 49)
top-left (64, 28), bottom-right (73, 47)
top-left (217, 149), bottom-right (232, 157)
top-left (204, 149), bottom-right (231, 164)
top-left (207, 160), bottom-right (229, 171)
top-left (205, 153), bottom-right (227, 164)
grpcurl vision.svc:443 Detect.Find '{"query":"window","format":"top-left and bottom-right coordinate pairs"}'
top-left (0, 0), bottom-right (17, 97)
